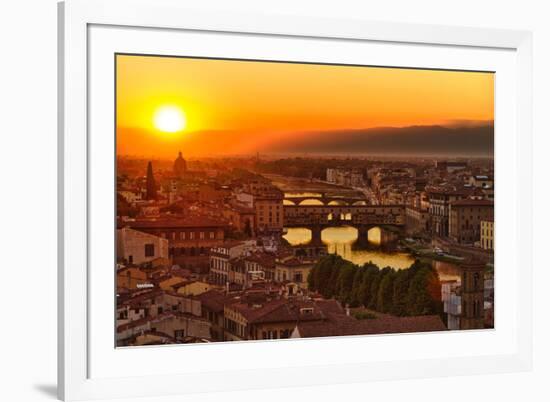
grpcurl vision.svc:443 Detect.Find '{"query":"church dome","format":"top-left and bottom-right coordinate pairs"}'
top-left (173, 151), bottom-right (187, 177)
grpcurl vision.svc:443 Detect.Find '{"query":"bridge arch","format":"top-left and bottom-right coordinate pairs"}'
top-left (327, 200), bottom-right (348, 206)
top-left (298, 198), bottom-right (324, 206)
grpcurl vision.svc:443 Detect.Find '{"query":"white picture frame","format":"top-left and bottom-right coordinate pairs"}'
top-left (58, 0), bottom-right (533, 400)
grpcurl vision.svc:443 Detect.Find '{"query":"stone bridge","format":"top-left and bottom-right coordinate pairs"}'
top-left (283, 192), bottom-right (367, 206)
top-left (284, 204), bottom-right (405, 245)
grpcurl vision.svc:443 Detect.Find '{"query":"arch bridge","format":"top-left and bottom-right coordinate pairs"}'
top-left (283, 192), bottom-right (368, 206)
top-left (284, 204), bottom-right (406, 245)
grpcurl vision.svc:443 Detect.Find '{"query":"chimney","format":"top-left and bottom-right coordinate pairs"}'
top-left (345, 304), bottom-right (350, 316)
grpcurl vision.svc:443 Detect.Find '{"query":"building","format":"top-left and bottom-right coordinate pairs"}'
top-left (291, 308), bottom-right (446, 338)
top-left (468, 175), bottom-right (493, 189)
top-left (405, 206), bottom-right (430, 235)
top-left (480, 219), bottom-right (494, 250)
top-left (173, 151), bottom-right (187, 178)
top-left (427, 187), bottom-right (473, 237)
top-left (222, 297), bottom-right (336, 341)
top-left (116, 266), bottom-right (151, 290)
top-left (228, 251), bottom-right (276, 287)
top-left (435, 160), bottom-right (468, 173)
top-left (117, 311), bottom-right (211, 345)
top-left (460, 260), bottom-right (486, 330)
top-left (195, 290), bottom-right (229, 341)
top-left (117, 227), bottom-right (169, 266)
top-left (253, 191), bottom-right (284, 234)
top-left (448, 199), bottom-right (494, 245)
top-left (326, 168), bottom-right (364, 187)
top-left (209, 240), bottom-right (256, 285)
top-left (274, 256), bottom-right (315, 291)
top-left (120, 216), bottom-right (229, 272)
top-left (222, 203), bottom-right (256, 237)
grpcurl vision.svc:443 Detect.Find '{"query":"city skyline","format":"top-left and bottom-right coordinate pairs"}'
top-left (115, 55), bottom-right (494, 346)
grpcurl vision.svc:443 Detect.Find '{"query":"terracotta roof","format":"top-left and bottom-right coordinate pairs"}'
top-left (295, 314), bottom-right (446, 338)
top-left (195, 290), bottom-right (229, 313)
top-left (228, 298), bottom-right (330, 324)
top-left (450, 199), bottom-right (493, 207)
top-left (120, 216), bottom-right (229, 229)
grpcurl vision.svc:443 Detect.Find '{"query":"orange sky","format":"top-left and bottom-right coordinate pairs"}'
top-left (116, 54), bottom-right (494, 158)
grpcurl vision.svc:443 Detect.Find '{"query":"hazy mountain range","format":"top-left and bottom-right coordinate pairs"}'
top-left (117, 122), bottom-right (494, 158)
top-left (266, 124), bottom-right (494, 157)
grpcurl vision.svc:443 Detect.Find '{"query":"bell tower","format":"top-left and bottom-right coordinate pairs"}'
top-left (145, 161), bottom-right (157, 200)
top-left (459, 259), bottom-right (485, 330)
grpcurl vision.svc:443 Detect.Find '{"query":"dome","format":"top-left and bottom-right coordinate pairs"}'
top-left (173, 151), bottom-right (187, 177)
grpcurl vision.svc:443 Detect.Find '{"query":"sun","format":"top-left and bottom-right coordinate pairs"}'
top-left (153, 105), bottom-right (186, 133)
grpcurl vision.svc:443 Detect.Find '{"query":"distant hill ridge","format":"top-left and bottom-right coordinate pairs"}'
top-left (269, 124), bottom-right (494, 156)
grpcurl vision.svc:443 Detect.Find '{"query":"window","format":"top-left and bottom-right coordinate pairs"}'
top-left (200, 232), bottom-right (205, 239)
top-left (144, 244), bottom-right (155, 257)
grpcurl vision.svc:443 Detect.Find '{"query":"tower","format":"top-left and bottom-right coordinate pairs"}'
top-left (173, 151), bottom-right (187, 178)
top-left (145, 161), bottom-right (157, 200)
top-left (459, 259), bottom-right (485, 330)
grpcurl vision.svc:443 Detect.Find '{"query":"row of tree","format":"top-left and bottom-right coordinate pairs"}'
top-left (307, 254), bottom-right (442, 316)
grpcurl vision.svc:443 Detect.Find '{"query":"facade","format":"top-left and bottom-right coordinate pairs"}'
top-left (405, 206), bottom-right (430, 235)
top-left (222, 203), bottom-right (256, 237)
top-left (222, 297), bottom-right (332, 342)
top-left (448, 199), bottom-right (494, 245)
top-left (117, 227), bottom-right (169, 266)
top-left (468, 175), bottom-right (493, 189)
top-left (120, 216), bottom-right (229, 272)
top-left (274, 256), bottom-right (315, 290)
top-left (254, 192), bottom-right (284, 234)
top-left (116, 266), bottom-right (150, 289)
top-left (326, 167), bottom-right (364, 186)
top-left (209, 240), bottom-right (256, 285)
top-left (480, 219), bottom-right (494, 250)
top-left (427, 187), bottom-right (472, 237)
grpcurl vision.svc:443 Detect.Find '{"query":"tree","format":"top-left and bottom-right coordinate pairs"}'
top-left (406, 265), bottom-right (442, 315)
top-left (376, 270), bottom-right (396, 313)
top-left (391, 270), bottom-right (410, 316)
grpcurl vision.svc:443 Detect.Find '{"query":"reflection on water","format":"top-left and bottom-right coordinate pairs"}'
top-left (284, 228), bottom-right (312, 245)
top-left (284, 226), bottom-right (415, 270)
top-left (432, 260), bottom-right (461, 282)
top-left (299, 199), bottom-right (324, 205)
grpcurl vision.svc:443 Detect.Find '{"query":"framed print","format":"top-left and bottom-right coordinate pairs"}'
top-left (58, 0), bottom-right (533, 400)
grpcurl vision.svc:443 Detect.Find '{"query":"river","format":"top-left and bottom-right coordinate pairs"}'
top-left (283, 226), bottom-right (461, 281)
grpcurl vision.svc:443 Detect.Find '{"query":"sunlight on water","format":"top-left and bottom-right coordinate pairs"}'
top-left (284, 226), bottom-right (415, 270)
top-left (299, 199), bottom-right (324, 205)
top-left (367, 227), bottom-right (381, 246)
top-left (283, 227), bottom-right (312, 245)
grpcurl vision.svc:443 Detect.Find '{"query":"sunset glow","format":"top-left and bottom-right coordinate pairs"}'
top-left (116, 55), bottom-right (494, 158)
